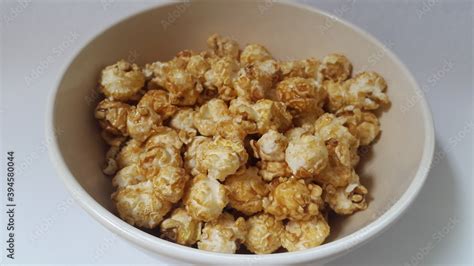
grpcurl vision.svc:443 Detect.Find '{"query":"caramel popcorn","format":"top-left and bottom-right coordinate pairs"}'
top-left (161, 208), bottom-right (202, 246)
top-left (245, 213), bottom-right (283, 254)
top-left (112, 181), bottom-right (172, 229)
top-left (198, 213), bottom-right (247, 253)
top-left (263, 178), bottom-right (324, 221)
top-left (94, 34), bottom-right (389, 254)
top-left (281, 215), bottom-right (330, 251)
top-left (184, 175), bottom-right (228, 222)
top-left (224, 167), bottom-right (269, 215)
top-left (100, 60), bottom-right (145, 101)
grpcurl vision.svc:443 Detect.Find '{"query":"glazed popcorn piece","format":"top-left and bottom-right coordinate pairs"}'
top-left (161, 208), bottom-right (202, 246)
top-left (233, 59), bottom-right (280, 101)
top-left (95, 99), bottom-right (130, 136)
top-left (196, 137), bottom-right (248, 181)
top-left (336, 106), bottom-right (381, 146)
top-left (285, 134), bottom-right (328, 178)
top-left (94, 34), bottom-right (390, 254)
top-left (314, 113), bottom-right (359, 167)
top-left (100, 60), bottom-right (145, 101)
top-left (319, 54), bottom-right (352, 82)
top-left (152, 166), bottom-right (188, 203)
top-left (324, 170), bottom-right (368, 215)
top-left (116, 139), bottom-right (143, 169)
top-left (184, 175), bottom-right (229, 222)
top-left (224, 167), bottom-right (269, 215)
top-left (263, 177), bottom-right (324, 221)
top-left (198, 213), bottom-right (247, 253)
top-left (240, 44), bottom-right (273, 65)
top-left (281, 215), bottom-right (330, 251)
top-left (126, 106), bottom-right (162, 142)
top-left (112, 164), bottom-right (144, 188)
top-left (245, 213), bottom-right (283, 254)
top-left (207, 34), bottom-right (240, 60)
top-left (325, 71), bottom-right (389, 112)
top-left (137, 90), bottom-right (177, 120)
top-left (112, 180), bottom-right (172, 229)
top-left (276, 77), bottom-right (327, 118)
top-left (280, 58), bottom-right (320, 80)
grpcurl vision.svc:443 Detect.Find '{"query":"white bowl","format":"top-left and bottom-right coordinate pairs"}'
top-left (46, 1), bottom-right (435, 264)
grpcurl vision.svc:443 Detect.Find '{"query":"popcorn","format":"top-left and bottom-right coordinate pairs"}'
top-left (94, 34), bottom-right (390, 254)
top-left (325, 71), bottom-right (389, 112)
top-left (276, 77), bottom-right (327, 117)
top-left (319, 54), bottom-right (352, 82)
top-left (184, 175), bottom-right (229, 222)
top-left (285, 135), bottom-right (328, 178)
top-left (245, 213), bottom-right (283, 254)
top-left (137, 90), bottom-right (177, 120)
top-left (160, 208), bottom-right (202, 246)
top-left (126, 106), bottom-right (161, 142)
top-left (95, 99), bottom-right (130, 136)
top-left (224, 167), bottom-right (269, 215)
top-left (196, 137), bottom-right (248, 181)
top-left (263, 177), bottom-right (324, 221)
top-left (207, 34), bottom-right (240, 60)
top-left (240, 44), bottom-right (273, 65)
top-left (113, 180), bottom-right (172, 229)
top-left (198, 213), bottom-right (247, 253)
top-left (116, 139), bottom-right (143, 169)
top-left (151, 166), bottom-right (188, 203)
top-left (100, 60), bottom-right (145, 101)
top-left (324, 170), bottom-right (368, 215)
top-left (281, 215), bottom-right (330, 251)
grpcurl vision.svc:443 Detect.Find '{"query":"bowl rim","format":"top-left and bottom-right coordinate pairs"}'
top-left (46, 1), bottom-right (435, 264)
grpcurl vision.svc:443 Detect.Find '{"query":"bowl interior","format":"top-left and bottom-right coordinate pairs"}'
top-left (53, 0), bottom-right (428, 254)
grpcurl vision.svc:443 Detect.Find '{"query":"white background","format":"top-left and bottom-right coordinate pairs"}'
top-left (0, 0), bottom-right (472, 265)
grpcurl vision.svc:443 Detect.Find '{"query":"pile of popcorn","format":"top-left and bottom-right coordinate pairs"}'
top-left (94, 34), bottom-right (389, 254)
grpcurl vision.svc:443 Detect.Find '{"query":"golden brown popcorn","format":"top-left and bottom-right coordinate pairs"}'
top-left (245, 213), bottom-right (283, 254)
top-left (233, 59), bottom-right (280, 101)
top-left (186, 54), bottom-right (210, 81)
top-left (257, 161), bottom-right (291, 182)
top-left (145, 127), bottom-right (183, 151)
top-left (204, 57), bottom-right (240, 101)
top-left (184, 175), bottom-right (229, 222)
top-left (263, 178), bottom-right (324, 221)
top-left (126, 106), bottom-right (161, 142)
top-left (276, 77), bottom-right (327, 117)
top-left (325, 71), bottom-right (389, 112)
top-left (198, 213), bottom-right (247, 253)
top-left (337, 106), bottom-right (381, 146)
top-left (95, 99), bottom-right (130, 136)
top-left (152, 166), bottom-right (188, 203)
top-left (323, 170), bottom-right (368, 215)
top-left (319, 54), bottom-right (352, 82)
top-left (112, 180), bottom-right (172, 229)
top-left (184, 136), bottom-right (212, 176)
top-left (116, 139), bottom-right (143, 169)
top-left (100, 60), bottom-right (145, 101)
top-left (112, 164), bottom-right (145, 189)
top-left (280, 58), bottom-right (320, 80)
top-left (240, 44), bottom-right (273, 65)
top-left (138, 144), bottom-right (182, 178)
top-left (169, 108), bottom-right (198, 144)
top-left (103, 146), bottom-right (120, 176)
top-left (314, 113), bottom-right (359, 167)
top-left (252, 130), bottom-right (288, 161)
top-left (284, 126), bottom-right (315, 142)
top-left (196, 137), bottom-right (248, 182)
top-left (281, 215), bottom-right (330, 251)
top-left (224, 167), bottom-right (269, 215)
top-left (207, 34), bottom-right (240, 60)
top-left (194, 98), bottom-right (232, 136)
top-left (100, 130), bottom-right (127, 147)
top-left (285, 135), bottom-right (328, 178)
top-left (160, 208), bottom-right (202, 246)
top-left (137, 90), bottom-right (177, 120)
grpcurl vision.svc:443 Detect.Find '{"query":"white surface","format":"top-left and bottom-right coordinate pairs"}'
top-left (0, 0), bottom-right (472, 265)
